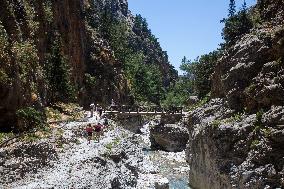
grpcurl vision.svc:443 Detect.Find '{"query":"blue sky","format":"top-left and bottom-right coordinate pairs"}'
top-left (128, 0), bottom-right (257, 74)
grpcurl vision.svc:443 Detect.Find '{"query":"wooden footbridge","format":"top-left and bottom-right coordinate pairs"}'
top-left (103, 105), bottom-right (187, 116)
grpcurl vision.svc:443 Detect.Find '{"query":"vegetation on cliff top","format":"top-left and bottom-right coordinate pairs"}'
top-left (166, 0), bottom-right (255, 108)
top-left (99, 10), bottom-right (177, 105)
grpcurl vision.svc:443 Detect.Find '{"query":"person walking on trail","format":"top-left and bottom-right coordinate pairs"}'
top-left (111, 99), bottom-right (115, 106)
top-left (103, 118), bottom-right (108, 127)
top-left (90, 103), bottom-right (95, 117)
top-left (98, 106), bottom-right (103, 117)
top-left (94, 123), bottom-right (103, 142)
top-left (85, 124), bottom-right (94, 144)
top-left (110, 99), bottom-right (116, 111)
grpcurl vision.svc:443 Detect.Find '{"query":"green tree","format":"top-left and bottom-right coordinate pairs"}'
top-left (181, 51), bottom-right (219, 98)
top-left (109, 20), bottom-right (131, 62)
top-left (44, 33), bottom-right (76, 103)
top-left (228, 0), bottom-right (236, 17)
top-left (97, 12), bottom-right (177, 105)
top-left (124, 53), bottom-right (165, 104)
top-left (162, 76), bottom-right (193, 108)
top-left (133, 14), bottom-right (151, 38)
top-left (221, 0), bottom-right (253, 44)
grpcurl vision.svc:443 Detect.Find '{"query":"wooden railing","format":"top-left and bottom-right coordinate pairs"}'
top-left (103, 105), bottom-right (184, 116)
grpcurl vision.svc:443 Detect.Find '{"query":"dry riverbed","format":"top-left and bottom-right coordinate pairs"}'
top-left (0, 114), bottom-right (190, 188)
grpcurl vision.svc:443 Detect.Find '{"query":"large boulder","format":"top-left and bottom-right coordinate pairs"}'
top-left (150, 123), bottom-right (189, 152)
top-left (187, 96), bottom-right (199, 106)
top-left (154, 177), bottom-right (169, 189)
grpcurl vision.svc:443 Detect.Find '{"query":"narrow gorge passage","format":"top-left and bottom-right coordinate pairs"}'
top-left (1, 0), bottom-right (284, 188)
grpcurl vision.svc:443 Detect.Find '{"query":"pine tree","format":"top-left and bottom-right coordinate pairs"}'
top-left (242, 0), bottom-right (247, 11)
top-left (228, 0), bottom-right (236, 17)
top-left (221, 0), bottom-right (252, 44)
top-left (238, 0), bottom-right (252, 36)
top-left (45, 33), bottom-right (76, 103)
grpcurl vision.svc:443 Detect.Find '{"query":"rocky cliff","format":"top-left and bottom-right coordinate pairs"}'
top-left (186, 0), bottom-right (284, 188)
top-left (0, 0), bottom-right (177, 131)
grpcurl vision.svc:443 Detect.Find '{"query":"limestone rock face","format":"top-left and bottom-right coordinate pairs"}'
top-left (0, 0), bottom-right (127, 130)
top-left (187, 1), bottom-right (284, 186)
top-left (191, 4), bottom-right (284, 187)
top-left (211, 0), bottom-right (284, 111)
top-left (0, 0), bottom-right (177, 130)
top-left (186, 99), bottom-right (284, 189)
top-left (150, 124), bottom-right (189, 152)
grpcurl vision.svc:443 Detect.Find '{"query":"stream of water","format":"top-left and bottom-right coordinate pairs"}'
top-left (139, 122), bottom-right (191, 189)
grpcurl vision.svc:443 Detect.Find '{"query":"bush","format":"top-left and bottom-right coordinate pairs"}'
top-left (0, 69), bottom-right (11, 85)
top-left (12, 40), bottom-right (39, 82)
top-left (22, 0), bottom-right (39, 36)
top-left (43, 1), bottom-right (53, 23)
top-left (85, 73), bottom-right (97, 88)
top-left (0, 22), bottom-right (9, 62)
top-left (16, 107), bottom-right (45, 131)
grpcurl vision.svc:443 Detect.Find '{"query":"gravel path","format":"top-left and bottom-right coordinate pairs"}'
top-left (1, 114), bottom-right (191, 189)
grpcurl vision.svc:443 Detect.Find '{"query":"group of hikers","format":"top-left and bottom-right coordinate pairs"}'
top-left (89, 103), bottom-right (103, 118)
top-left (85, 103), bottom-right (109, 144)
top-left (85, 122), bottom-right (105, 144)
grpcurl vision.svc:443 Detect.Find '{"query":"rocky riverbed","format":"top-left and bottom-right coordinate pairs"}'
top-left (0, 114), bottom-right (190, 189)
top-left (139, 122), bottom-right (190, 189)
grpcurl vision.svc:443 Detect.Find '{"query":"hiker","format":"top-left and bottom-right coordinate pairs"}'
top-left (111, 99), bottom-right (115, 106)
top-left (94, 123), bottom-right (103, 141)
top-left (98, 106), bottom-right (103, 117)
top-left (110, 99), bottom-right (116, 111)
top-left (85, 124), bottom-right (94, 144)
top-left (103, 118), bottom-right (108, 127)
top-left (90, 103), bottom-right (95, 117)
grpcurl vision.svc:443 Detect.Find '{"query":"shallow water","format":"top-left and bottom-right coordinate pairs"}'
top-left (169, 178), bottom-right (190, 189)
top-left (139, 123), bottom-right (191, 189)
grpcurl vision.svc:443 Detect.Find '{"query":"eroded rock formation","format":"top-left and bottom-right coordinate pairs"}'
top-left (187, 0), bottom-right (284, 188)
top-left (150, 123), bottom-right (189, 152)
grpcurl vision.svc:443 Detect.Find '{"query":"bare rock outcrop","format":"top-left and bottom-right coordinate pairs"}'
top-left (188, 1), bottom-right (284, 188)
top-left (186, 99), bottom-right (284, 189)
top-left (212, 0), bottom-right (284, 111)
top-left (150, 123), bottom-right (189, 152)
